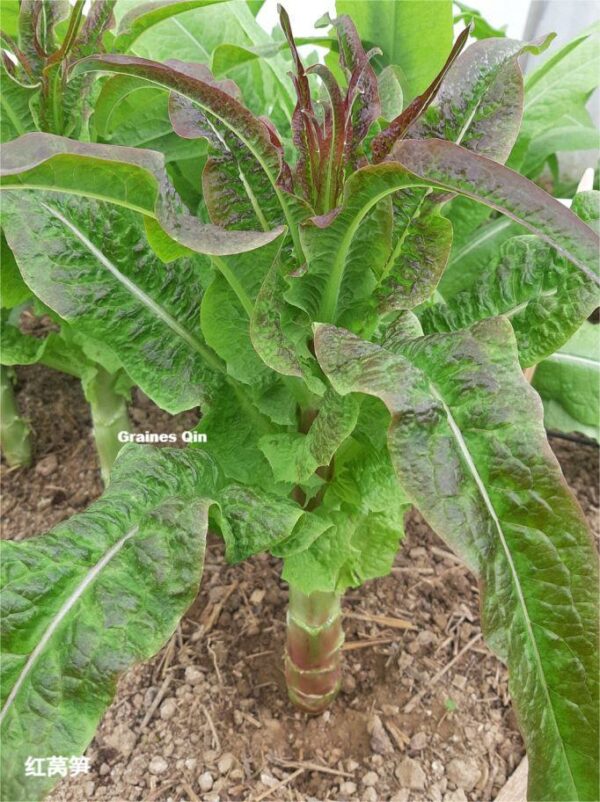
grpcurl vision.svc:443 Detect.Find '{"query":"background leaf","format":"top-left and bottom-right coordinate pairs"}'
top-left (336, 0), bottom-right (454, 101)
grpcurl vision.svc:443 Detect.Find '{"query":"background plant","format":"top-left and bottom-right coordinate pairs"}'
top-left (1, 3), bottom-right (599, 802)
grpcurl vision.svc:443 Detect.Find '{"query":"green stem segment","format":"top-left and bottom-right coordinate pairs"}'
top-left (84, 368), bottom-right (130, 485)
top-left (285, 587), bottom-right (344, 714)
top-left (0, 365), bottom-right (32, 468)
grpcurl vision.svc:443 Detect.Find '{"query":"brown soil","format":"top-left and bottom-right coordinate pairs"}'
top-left (2, 365), bottom-right (598, 802)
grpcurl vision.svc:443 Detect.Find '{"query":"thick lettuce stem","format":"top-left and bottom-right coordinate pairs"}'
top-left (0, 365), bottom-right (32, 468)
top-left (85, 368), bottom-right (130, 485)
top-left (284, 586), bottom-right (344, 714)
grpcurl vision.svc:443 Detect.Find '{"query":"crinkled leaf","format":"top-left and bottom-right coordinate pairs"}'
top-left (533, 322), bottom-right (600, 443)
top-left (0, 445), bottom-right (217, 802)
top-left (421, 190), bottom-right (600, 366)
top-left (1, 193), bottom-right (223, 412)
top-left (0, 65), bottom-right (37, 143)
top-left (93, 75), bottom-right (207, 163)
top-left (314, 319), bottom-right (598, 801)
top-left (0, 133), bottom-right (283, 255)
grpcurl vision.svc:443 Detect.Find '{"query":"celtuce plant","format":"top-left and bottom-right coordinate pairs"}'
top-left (0, 364), bottom-right (31, 468)
top-left (0, 4), bottom-right (598, 802)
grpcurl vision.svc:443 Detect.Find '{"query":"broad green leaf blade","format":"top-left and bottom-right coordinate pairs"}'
top-left (314, 320), bottom-right (598, 801)
top-left (390, 139), bottom-right (600, 285)
top-left (421, 190), bottom-right (600, 366)
top-left (1, 192), bottom-right (224, 412)
top-left (0, 233), bottom-right (30, 308)
top-left (533, 323), bottom-right (600, 443)
top-left (290, 139), bottom-right (599, 325)
top-left (112, 0), bottom-right (228, 51)
top-left (71, 55), bottom-right (303, 255)
top-left (0, 445), bottom-right (217, 802)
top-left (0, 133), bottom-right (283, 256)
top-left (406, 36), bottom-right (553, 163)
top-left (336, 0), bottom-right (454, 101)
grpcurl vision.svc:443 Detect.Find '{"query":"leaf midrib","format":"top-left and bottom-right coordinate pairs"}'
top-left (0, 525), bottom-right (139, 726)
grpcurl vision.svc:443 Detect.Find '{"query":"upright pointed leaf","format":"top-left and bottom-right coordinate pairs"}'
top-left (1, 445), bottom-right (217, 802)
top-left (314, 319), bottom-right (598, 801)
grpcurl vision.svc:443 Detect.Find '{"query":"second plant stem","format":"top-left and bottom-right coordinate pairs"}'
top-left (84, 368), bottom-right (130, 484)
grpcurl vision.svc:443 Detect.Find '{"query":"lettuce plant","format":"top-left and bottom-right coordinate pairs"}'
top-left (1, 6), bottom-right (599, 802)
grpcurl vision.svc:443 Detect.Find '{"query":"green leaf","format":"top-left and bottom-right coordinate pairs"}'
top-left (0, 444), bottom-right (216, 802)
top-left (1, 192), bottom-right (224, 412)
top-left (377, 65), bottom-right (404, 120)
top-left (112, 0), bottom-right (228, 51)
top-left (0, 233), bottom-right (30, 309)
top-left (314, 319), bottom-right (598, 801)
top-left (289, 140), bottom-right (599, 325)
top-left (521, 121), bottom-right (599, 178)
top-left (0, 65), bottom-right (38, 143)
top-left (336, 0), bottom-right (454, 101)
top-left (0, 133), bottom-right (283, 256)
top-left (0, 0), bottom-right (19, 36)
top-left (521, 24), bottom-right (600, 141)
top-left (406, 35), bottom-right (554, 164)
top-left (453, 2), bottom-right (506, 39)
top-left (421, 190), bottom-right (600, 366)
top-left (533, 322), bottom-right (600, 443)
top-left (259, 389), bottom-right (359, 483)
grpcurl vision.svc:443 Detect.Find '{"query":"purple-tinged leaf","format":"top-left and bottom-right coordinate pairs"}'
top-left (372, 26), bottom-right (470, 163)
top-left (406, 34), bottom-right (554, 163)
top-left (72, 53), bottom-right (305, 255)
top-left (290, 138), bottom-right (598, 326)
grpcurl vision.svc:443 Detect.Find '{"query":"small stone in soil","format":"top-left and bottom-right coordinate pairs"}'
top-left (218, 753), bottom-right (234, 774)
top-left (159, 698), bottom-right (177, 720)
top-left (149, 756), bottom-right (168, 775)
top-left (363, 788), bottom-right (378, 802)
top-left (35, 454), bottom-right (57, 476)
top-left (444, 790), bottom-right (468, 802)
top-left (396, 757), bottom-right (426, 790)
top-left (199, 772), bottom-right (214, 792)
top-left (409, 731), bottom-right (428, 751)
top-left (446, 758), bottom-right (481, 791)
top-left (362, 771), bottom-right (378, 787)
top-left (185, 665), bottom-right (204, 685)
top-left (339, 781), bottom-right (357, 796)
top-left (367, 714), bottom-right (394, 755)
